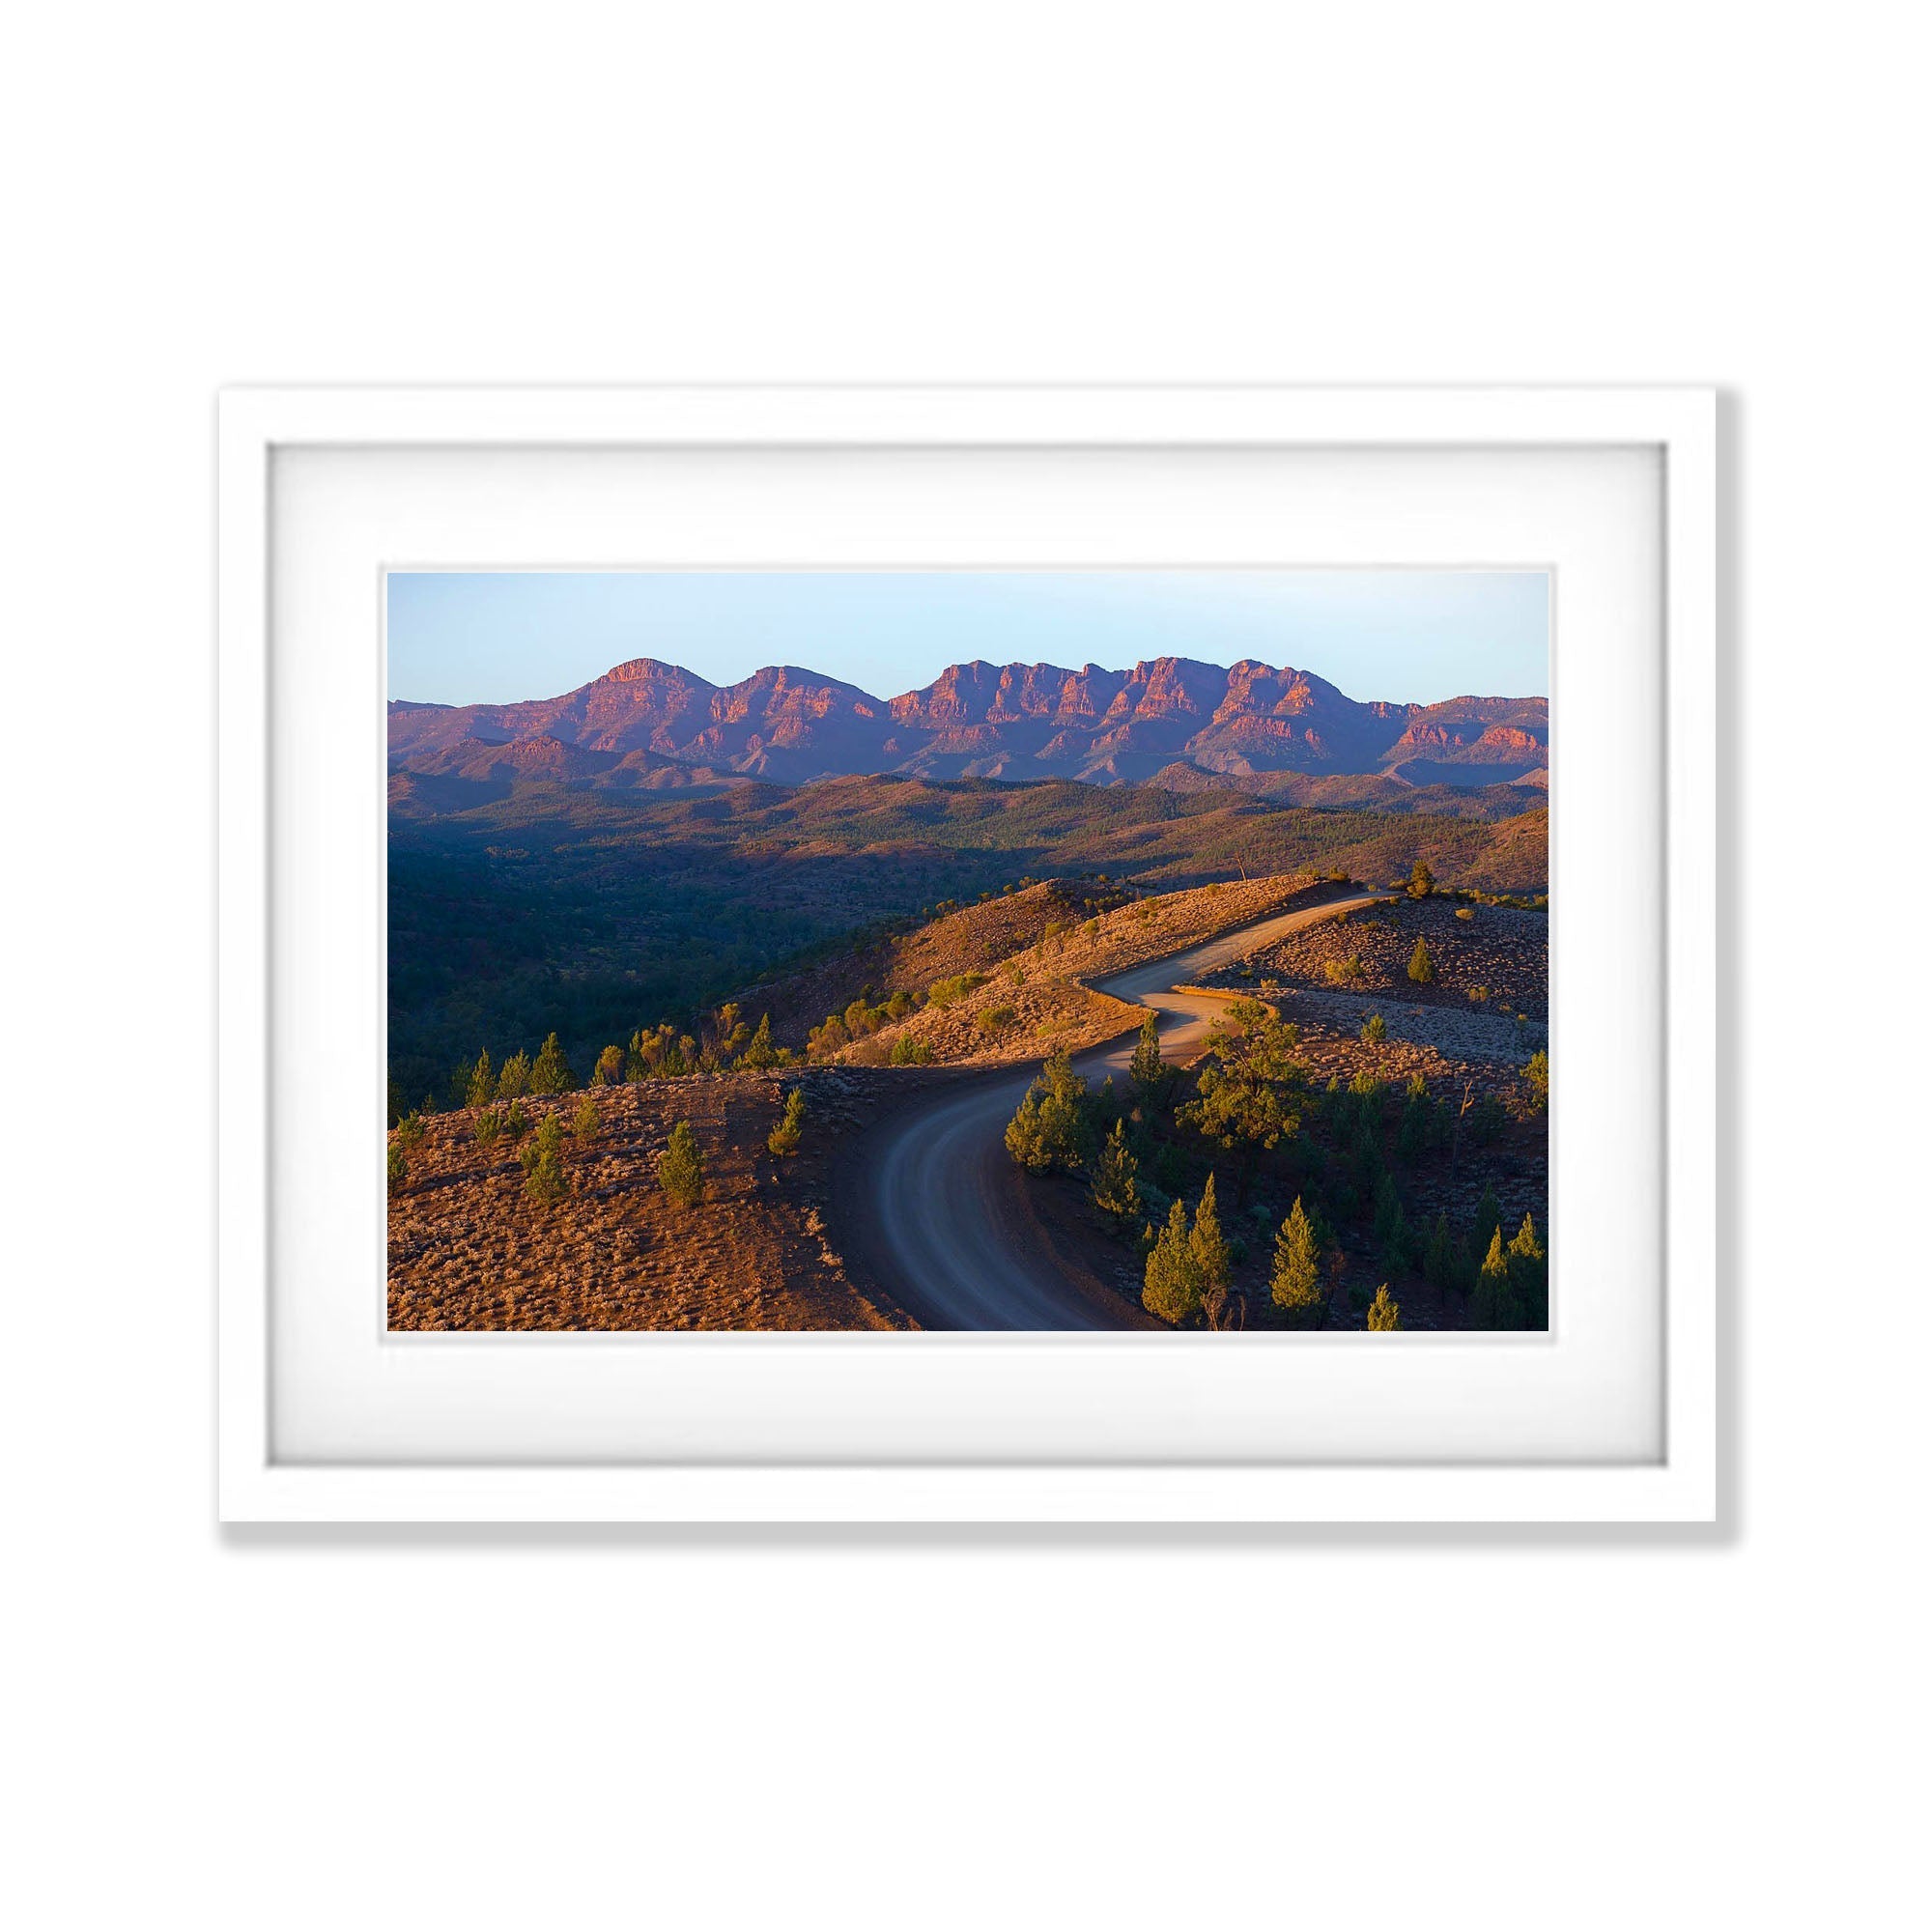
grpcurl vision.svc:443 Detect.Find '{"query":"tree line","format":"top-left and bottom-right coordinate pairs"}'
top-left (390, 1002), bottom-right (798, 1126)
top-left (1002, 1001), bottom-right (1548, 1331)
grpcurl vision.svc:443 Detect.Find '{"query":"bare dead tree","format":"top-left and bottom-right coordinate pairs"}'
top-left (1450, 1079), bottom-right (1476, 1181)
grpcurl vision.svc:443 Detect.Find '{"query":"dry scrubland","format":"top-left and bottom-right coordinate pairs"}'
top-left (807, 873), bottom-right (1347, 1069)
top-left (387, 868), bottom-right (1547, 1331)
top-left (1203, 892), bottom-right (1550, 1102)
top-left (737, 878), bottom-right (1109, 1042)
top-left (387, 1071), bottom-right (915, 1330)
top-left (1223, 893), bottom-right (1548, 1021)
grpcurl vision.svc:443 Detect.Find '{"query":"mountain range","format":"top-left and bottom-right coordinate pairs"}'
top-left (388, 656), bottom-right (1548, 792)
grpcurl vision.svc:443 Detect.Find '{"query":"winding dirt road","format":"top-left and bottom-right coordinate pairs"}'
top-left (842, 888), bottom-right (1394, 1329)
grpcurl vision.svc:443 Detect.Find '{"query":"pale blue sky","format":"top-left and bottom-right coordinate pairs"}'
top-left (386, 570), bottom-right (1548, 707)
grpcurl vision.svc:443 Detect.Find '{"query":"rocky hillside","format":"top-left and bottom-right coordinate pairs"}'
top-left (787, 874), bottom-right (1354, 1071)
top-left (387, 1070), bottom-right (919, 1331)
top-left (390, 654), bottom-right (1548, 788)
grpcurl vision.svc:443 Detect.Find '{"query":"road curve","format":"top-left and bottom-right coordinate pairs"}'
top-left (848, 888), bottom-right (1395, 1329)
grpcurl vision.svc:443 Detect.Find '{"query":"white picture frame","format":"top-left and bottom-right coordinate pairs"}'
top-left (218, 384), bottom-right (1716, 1523)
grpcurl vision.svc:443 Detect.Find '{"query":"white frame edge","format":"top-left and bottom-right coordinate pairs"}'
top-left (216, 384), bottom-right (1719, 1524)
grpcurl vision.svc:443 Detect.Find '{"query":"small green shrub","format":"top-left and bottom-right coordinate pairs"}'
top-left (889, 1035), bottom-right (933, 1065)
top-left (1523, 1048), bottom-right (1549, 1111)
top-left (737, 1013), bottom-right (780, 1067)
top-left (657, 1120), bottom-right (704, 1207)
top-left (1361, 1013), bottom-right (1388, 1043)
top-left (977, 1005), bottom-right (1016, 1036)
top-left (767, 1088), bottom-right (805, 1157)
top-left (520, 1115), bottom-right (568, 1204)
top-left (926, 972), bottom-right (988, 1009)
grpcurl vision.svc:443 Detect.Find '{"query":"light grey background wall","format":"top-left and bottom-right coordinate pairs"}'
top-left (5, 5), bottom-right (1919, 1927)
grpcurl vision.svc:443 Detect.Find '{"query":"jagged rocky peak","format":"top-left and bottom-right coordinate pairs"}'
top-left (388, 653), bottom-right (1548, 789)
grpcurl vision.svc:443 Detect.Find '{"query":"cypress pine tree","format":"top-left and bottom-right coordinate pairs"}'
top-left (739, 1013), bottom-right (779, 1069)
top-left (386, 1141), bottom-right (408, 1193)
top-left (1003, 1088), bottom-right (1051, 1170)
top-left (1471, 1182), bottom-right (1503, 1255)
top-left (594, 1045), bottom-right (625, 1087)
top-left (520, 1115), bottom-right (568, 1204)
top-left (1188, 1175), bottom-right (1230, 1297)
top-left (1376, 1182), bottom-right (1410, 1278)
top-left (1351, 1103), bottom-right (1385, 1196)
top-left (1508, 1211), bottom-right (1548, 1329)
top-left (1366, 1285), bottom-right (1401, 1330)
top-left (1325, 1080), bottom-right (1353, 1145)
top-left (1508, 1210), bottom-right (1544, 1265)
top-left (465, 1048), bottom-right (496, 1109)
top-left (1372, 1172), bottom-right (1404, 1249)
top-left (530, 1032), bottom-right (575, 1094)
top-left (572, 1093), bottom-right (601, 1143)
top-left (657, 1120), bottom-right (704, 1208)
top-left (1089, 1119), bottom-right (1142, 1229)
top-left (1271, 1195), bottom-right (1324, 1324)
top-left (766, 1088), bottom-right (805, 1156)
top-left (1424, 1210), bottom-right (1454, 1288)
top-left (1129, 1011), bottom-right (1167, 1097)
top-left (1398, 1081), bottom-right (1432, 1157)
top-left (1142, 1198), bottom-right (1203, 1324)
top-left (1004, 1051), bottom-right (1090, 1173)
top-left (497, 1050), bottom-right (531, 1099)
top-left (1407, 937), bottom-right (1435, 984)
top-left (1470, 1227), bottom-right (1510, 1327)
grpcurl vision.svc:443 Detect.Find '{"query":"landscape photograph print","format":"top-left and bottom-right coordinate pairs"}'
top-left (386, 570), bottom-right (1551, 1334)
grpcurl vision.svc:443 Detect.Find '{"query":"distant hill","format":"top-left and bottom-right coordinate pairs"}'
top-left (389, 655), bottom-right (1548, 790)
top-left (385, 755), bottom-right (1548, 1110)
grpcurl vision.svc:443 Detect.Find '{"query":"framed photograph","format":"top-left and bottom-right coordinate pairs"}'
top-left (218, 385), bottom-right (1716, 1522)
